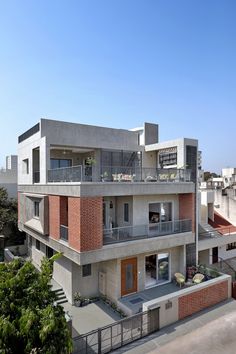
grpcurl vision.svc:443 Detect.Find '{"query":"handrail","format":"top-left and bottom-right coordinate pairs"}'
top-left (217, 256), bottom-right (236, 279)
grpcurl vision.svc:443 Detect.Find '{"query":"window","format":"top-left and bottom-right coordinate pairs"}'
top-left (226, 243), bottom-right (236, 251)
top-left (124, 203), bottom-right (129, 222)
top-left (159, 152), bottom-right (177, 167)
top-left (36, 239), bottom-right (40, 250)
top-left (82, 264), bottom-right (91, 277)
top-left (34, 201), bottom-right (40, 218)
top-left (22, 159), bottom-right (29, 174)
top-left (46, 246), bottom-right (54, 258)
top-left (50, 159), bottom-right (72, 169)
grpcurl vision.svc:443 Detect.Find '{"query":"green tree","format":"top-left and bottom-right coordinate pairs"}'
top-left (0, 254), bottom-right (72, 353)
top-left (0, 187), bottom-right (25, 246)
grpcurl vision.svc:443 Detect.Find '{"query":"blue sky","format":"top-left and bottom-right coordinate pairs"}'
top-left (0, 0), bottom-right (235, 173)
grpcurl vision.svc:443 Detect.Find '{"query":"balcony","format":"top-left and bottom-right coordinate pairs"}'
top-left (60, 225), bottom-right (68, 242)
top-left (103, 219), bottom-right (192, 245)
top-left (47, 165), bottom-right (192, 183)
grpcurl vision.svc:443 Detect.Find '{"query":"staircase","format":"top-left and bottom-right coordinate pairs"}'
top-left (53, 287), bottom-right (68, 305)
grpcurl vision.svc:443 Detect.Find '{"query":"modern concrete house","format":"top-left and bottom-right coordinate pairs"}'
top-left (18, 118), bottom-right (198, 307)
top-left (0, 155), bottom-right (17, 198)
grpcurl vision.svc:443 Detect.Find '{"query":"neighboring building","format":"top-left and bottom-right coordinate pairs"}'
top-left (198, 173), bottom-right (236, 266)
top-left (0, 155), bottom-right (17, 198)
top-left (18, 119), bottom-right (198, 307)
top-left (222, 167), bottom-right (236, 188)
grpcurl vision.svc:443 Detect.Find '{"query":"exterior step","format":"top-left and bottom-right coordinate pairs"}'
top-left (53, 287), bottom-right (68, 305)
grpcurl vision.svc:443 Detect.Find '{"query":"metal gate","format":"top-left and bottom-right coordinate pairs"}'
top-left (73, 308), bottom-right (159, 354)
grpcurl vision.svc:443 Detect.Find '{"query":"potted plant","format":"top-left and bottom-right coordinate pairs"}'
top-left (86, 157), bottom-right (96, 166)
top-left (74, 292), bottom-right (86, 307)
top-left (101, 171), bottom-right (109, 182)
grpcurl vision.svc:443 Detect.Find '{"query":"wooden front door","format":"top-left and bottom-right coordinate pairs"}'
top-left (121, 257), bottom-right (137, 296)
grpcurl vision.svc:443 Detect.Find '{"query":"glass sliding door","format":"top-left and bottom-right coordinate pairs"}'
top-left (157, 253), bottom-right (169, 283)
top-left (145, 253), bottom-right (170, 288)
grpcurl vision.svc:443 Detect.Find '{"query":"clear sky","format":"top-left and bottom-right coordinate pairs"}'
top-left (0, 0), bottom-right (235, 173)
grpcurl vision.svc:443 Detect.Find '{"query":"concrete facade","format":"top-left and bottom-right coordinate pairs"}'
top-left (18, 118), bottom-right (198, 307)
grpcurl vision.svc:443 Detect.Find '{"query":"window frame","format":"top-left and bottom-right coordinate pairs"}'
top-left (124, 203), bottom-right (129, 223)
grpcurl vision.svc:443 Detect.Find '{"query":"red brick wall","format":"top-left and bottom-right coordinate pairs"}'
top-left (60, 196), bottom-right (68, 226)
top-left (68, 197), bottom-right (81, 250)
top-left (80, 197), bottom-right (103, 252)
top-left (49, 195), bottom-right (60, 240)
top-left (179, 281), bottom-right (228, 320)
top-left (68, 197), bottom-right (103, 252)
top-left (179, 193), bottom-right (195, 231)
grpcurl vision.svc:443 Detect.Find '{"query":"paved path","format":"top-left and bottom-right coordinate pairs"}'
top-left (63, 300), bottom-right (120, 336)
top-left (112, 299), bottom-right (236, 354)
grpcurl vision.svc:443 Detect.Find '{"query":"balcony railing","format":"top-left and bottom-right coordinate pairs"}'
top-left (103, 219), bottom-right (192, 245)
top-left (60, 225), bottom-right (68, 242)
top-left (47, 165), bottom-right (192, 183)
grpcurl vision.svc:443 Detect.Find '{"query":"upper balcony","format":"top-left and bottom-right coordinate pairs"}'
top-left (47, 165), bottom-right (192, 184)
top-left (103, 219), bottom-right (192, 245)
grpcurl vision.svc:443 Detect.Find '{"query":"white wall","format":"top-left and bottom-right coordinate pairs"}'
top-left (53, 256), bottom-right (73, 303)
top-left (72, 262), bottom-right (99, 300)
top-left (18, 132), bottom-right (47, 184)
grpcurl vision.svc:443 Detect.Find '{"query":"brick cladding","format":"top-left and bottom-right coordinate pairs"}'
top-left (179, 193), bottom-right (195, 232)
top-left (68, 196), bottom-right (103, 252)
top-left (60, 196), bottom-right (68, 226)
top-left (48, 195), bottom-right (60, 240)
top-left (178, 281), bottom-right (228, 320)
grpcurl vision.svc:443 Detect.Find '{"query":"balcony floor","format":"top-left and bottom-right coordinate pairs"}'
top-left (118, 282), bottom-right (180, 315)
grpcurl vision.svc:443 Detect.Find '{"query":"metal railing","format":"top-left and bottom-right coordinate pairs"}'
top-left (101, 166), bottom-right (192, 183)
top-left (199, 226), bottom-right (236, 239)
top-left (103, 219), bottom-right (192, 245)
top-left (60, 225), bottom-right (68, 242)
top-left (48, 165), bottom-right (83, 182)
top-left (73, 308), bottom-right (159, 354)
top-left (47, 164), bottom-right (193, 183)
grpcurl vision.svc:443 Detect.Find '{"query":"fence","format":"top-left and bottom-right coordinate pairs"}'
top-left (73, 308), bottom-right (159, 354)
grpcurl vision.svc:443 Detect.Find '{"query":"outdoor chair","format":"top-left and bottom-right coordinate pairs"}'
top-left (192, 273), bottom-right (205, 284)
top-left (174, 272), bottom-right (185, 288)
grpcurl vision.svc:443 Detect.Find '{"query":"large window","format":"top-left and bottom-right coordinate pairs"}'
top-left (149, 202), bottom-right (172, 223)
top-left (50, 159), bottom-right (72, 169)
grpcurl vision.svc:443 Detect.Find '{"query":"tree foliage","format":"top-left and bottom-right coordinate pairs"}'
top-left (0, 187), bottom-right (25, 246)
top-left (0, 255), bottom-right (72, 353)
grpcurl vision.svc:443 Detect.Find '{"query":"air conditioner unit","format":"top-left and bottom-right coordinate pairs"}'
top-left (99, 272), bottom-right (106, 295)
